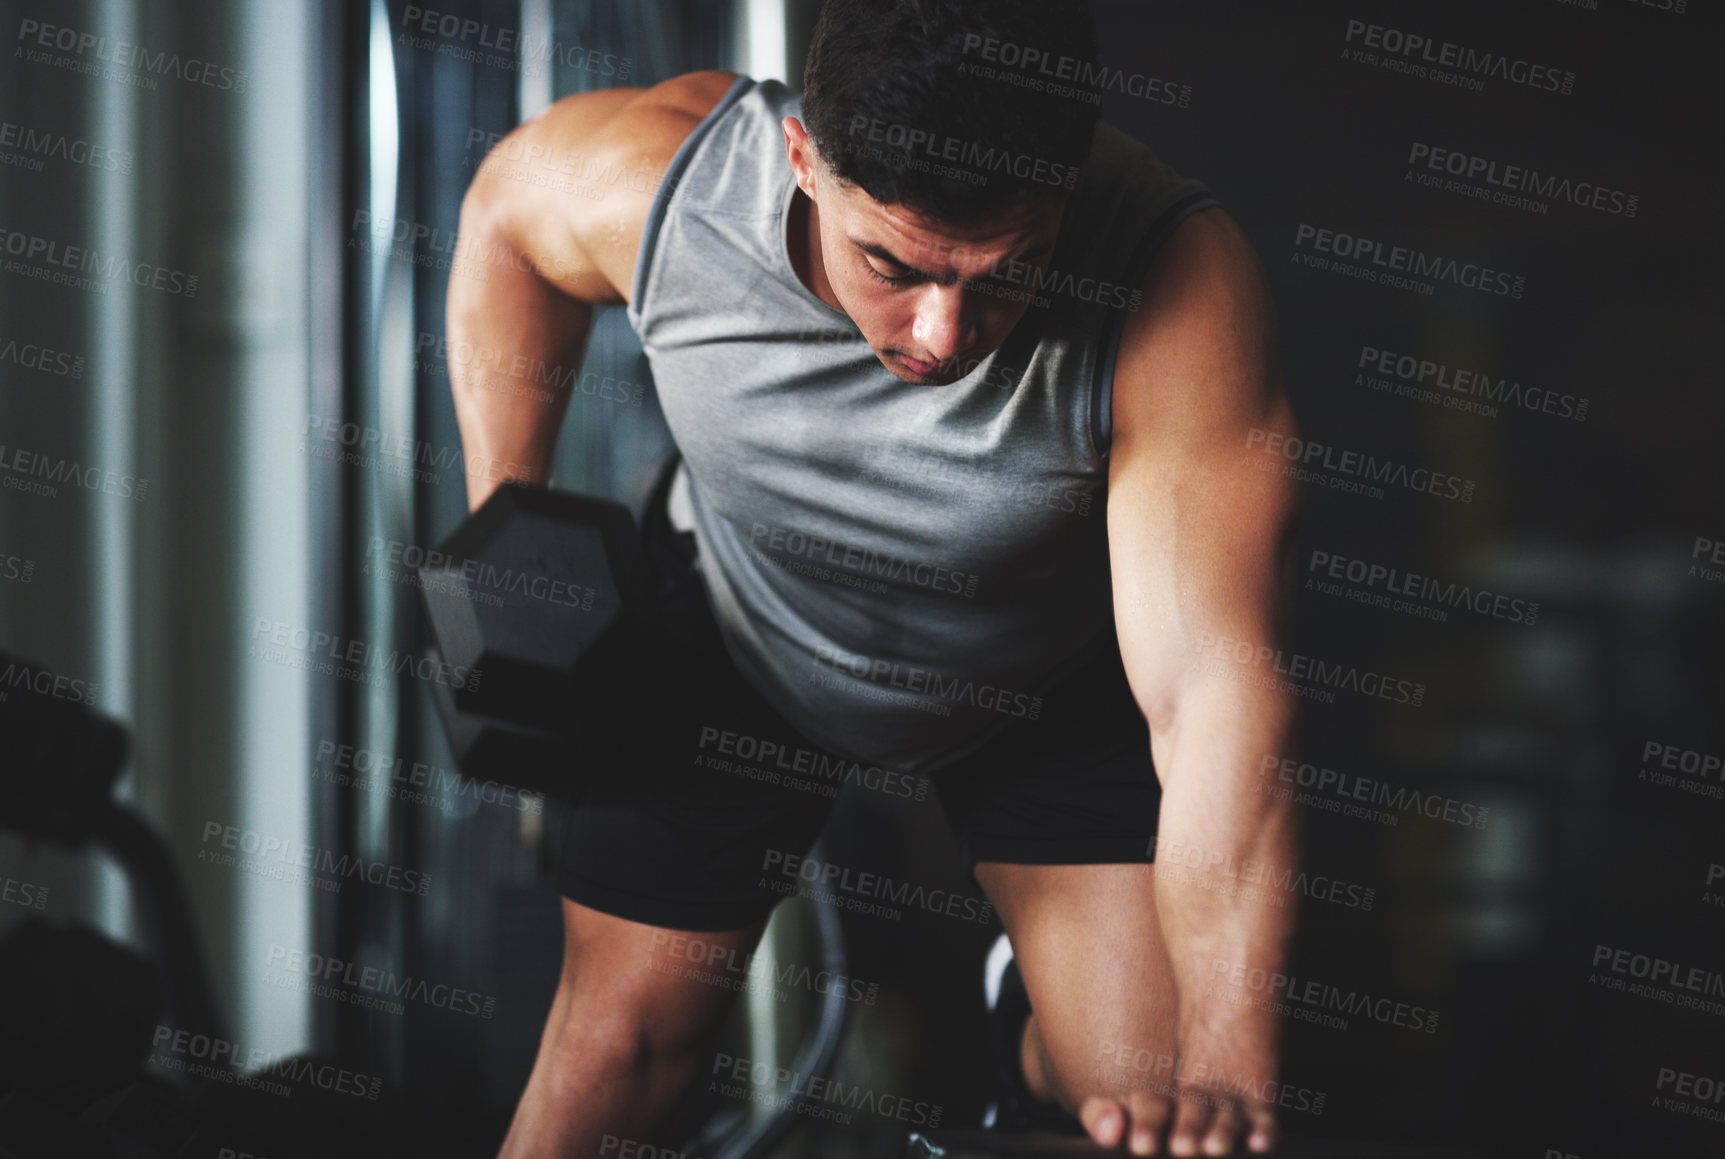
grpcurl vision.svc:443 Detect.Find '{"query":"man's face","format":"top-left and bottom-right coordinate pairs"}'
top-left (785, 119), bottom-right (1065, 386)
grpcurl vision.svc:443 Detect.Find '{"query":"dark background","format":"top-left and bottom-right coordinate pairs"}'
top-left (0, 0), bottom-right (1720, 1156)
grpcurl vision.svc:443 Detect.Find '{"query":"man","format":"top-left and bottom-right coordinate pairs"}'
top-left (448, 1), bottom-right (1301, 1155)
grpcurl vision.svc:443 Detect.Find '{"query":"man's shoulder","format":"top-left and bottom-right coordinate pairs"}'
top-left (533, 69), bottom-right (741, 200)
top-left (605, 69), bottom-right (742, 145)
top-left (1127, 208), bottom-right (1267, 327)
top-left (1110, 208), bottom-right (1284, 443)
top-left (465, 71), bottom-right (741, 302)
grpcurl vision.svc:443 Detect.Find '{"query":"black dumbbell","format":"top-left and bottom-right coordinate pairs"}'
top-left (417, 482), bottom-right (657, 799)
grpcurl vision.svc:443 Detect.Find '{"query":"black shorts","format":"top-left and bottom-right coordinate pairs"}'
top-left (555, 465), bottom-right (1162, 932)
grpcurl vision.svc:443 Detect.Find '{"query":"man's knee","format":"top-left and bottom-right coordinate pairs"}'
top-left (544, 1004), bottom-right (679, 1091)
top-left (545, 906), bottom-right (763, 1090)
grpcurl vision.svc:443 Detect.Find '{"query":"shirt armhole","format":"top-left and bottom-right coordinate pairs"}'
top-left (627, 74), bottom-right (755, 326)
top-left (1089, 190), bottom-right (1223, 459)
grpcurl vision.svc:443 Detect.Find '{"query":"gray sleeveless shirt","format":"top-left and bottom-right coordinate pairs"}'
top-left (627, 77), bottom-right (1216, 775)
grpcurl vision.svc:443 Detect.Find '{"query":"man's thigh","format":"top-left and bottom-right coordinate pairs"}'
top-left (553, 454), bottom-right (840, 933)
top-left (973, 861), bottom-right (1179, 1099)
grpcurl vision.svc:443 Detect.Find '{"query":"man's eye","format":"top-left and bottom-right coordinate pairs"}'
top-left (865, 260), bottom-right (915, 285)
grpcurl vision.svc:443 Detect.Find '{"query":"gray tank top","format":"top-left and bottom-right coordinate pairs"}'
top-left (628, 77), bottom-right (1216, 775)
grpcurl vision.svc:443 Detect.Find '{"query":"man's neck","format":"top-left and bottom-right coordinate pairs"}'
top-left (787, 186), bottom-right (842, 311)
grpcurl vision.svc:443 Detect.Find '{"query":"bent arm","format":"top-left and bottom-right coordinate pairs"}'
top-left (447, 71), bottom-right (736, 511)
top-left (1107, 207), bottom-right (1302, 1096)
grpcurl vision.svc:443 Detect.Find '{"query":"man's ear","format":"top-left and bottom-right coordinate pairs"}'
top-left (782, 116), bottom-right (820, 199)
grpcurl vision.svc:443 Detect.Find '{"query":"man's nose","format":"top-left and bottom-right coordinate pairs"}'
top-left (911, 283), bottom-right (977, 363)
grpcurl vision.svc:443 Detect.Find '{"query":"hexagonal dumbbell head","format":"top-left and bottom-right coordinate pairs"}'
top-left (418, 484), bottom-right (652, 742)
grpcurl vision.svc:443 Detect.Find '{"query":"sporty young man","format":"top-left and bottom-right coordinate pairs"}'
top-left (448, 2), bottom-right (1301, 1155)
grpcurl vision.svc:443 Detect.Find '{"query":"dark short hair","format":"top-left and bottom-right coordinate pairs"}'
top-left (801, 0), bottom-right (1103, 222)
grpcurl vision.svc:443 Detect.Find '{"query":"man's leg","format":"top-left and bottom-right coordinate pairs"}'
top-left (974, 861), bottom-right (1271, 1157)
top-left (498, 898), bottom-right (768, 1159)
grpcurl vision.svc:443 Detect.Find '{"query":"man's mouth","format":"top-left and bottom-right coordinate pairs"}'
top-left (894, 351), bottom-right (961, 381)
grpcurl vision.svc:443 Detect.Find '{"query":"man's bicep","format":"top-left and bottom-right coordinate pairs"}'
top-left (1104, 210), bottom-right (1299, 736)
top-left (458, 88), bottom-right (640, 303)
top-left (1106, 411), bottom-right (1299, 733)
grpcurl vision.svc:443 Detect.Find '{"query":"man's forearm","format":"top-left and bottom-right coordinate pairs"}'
top-left (446, 208), bottom-right (595, 511)
top-left (1150, 679), bottom-right (1301, 1091)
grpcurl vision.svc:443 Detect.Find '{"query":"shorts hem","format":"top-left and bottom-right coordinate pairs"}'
top-left (560, 875), bottom-right (779, 933)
